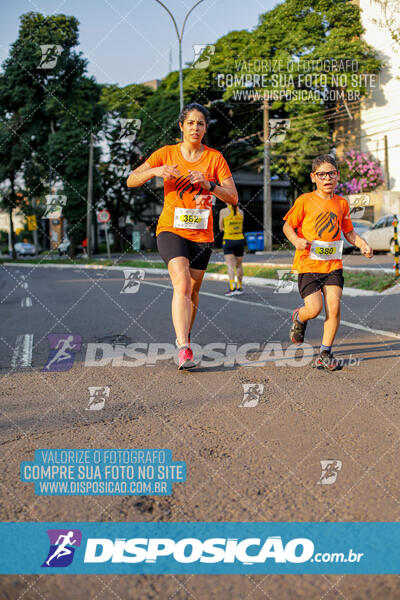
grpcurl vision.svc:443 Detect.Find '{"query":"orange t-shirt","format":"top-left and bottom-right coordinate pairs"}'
top-left (146, 143), bottom-right (232, 242)
top-left (283, 192), bottom-right (354, 274)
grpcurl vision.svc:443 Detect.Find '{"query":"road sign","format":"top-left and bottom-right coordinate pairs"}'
top-left (97, 210), bottom-right (111, 224)
top-left (26, 215), bottom-right (37, 231)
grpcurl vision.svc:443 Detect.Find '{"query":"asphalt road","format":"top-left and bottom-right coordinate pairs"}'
top-left (1, 264), bottom-right (400, 599)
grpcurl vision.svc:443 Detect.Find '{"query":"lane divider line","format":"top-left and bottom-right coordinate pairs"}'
top-left (11, 334), bottom-right (33, 368)
top-left (21, 297), bottom-right (32, 308)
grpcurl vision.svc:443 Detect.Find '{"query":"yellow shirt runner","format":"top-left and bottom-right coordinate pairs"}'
top-left (222, 205), bottom-right (244, 240)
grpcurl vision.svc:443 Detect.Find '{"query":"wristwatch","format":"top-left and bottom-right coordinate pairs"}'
top-left (208, 180), bottom-right (217, 193)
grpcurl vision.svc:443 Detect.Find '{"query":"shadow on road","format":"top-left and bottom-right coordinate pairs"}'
top-left (333, 340), bottom-right (400, 363)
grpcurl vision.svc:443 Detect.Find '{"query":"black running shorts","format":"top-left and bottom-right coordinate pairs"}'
top-left (223, 239), bottom-right (245, 257)
top-left (157, 231), bottom-right (213, 271)
top-left (298, 269), bottom-right (344, 299)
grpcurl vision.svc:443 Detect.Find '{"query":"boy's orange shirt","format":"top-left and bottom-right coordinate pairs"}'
top-left (283, 192), bottom-right (354, 274)
top-left (146, 143), bottom-right (232, 243)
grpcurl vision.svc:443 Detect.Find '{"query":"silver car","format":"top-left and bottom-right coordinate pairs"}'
top-left (363, 214), bottom-right (399, 255)
top-left (14, 242), bottom-right (36, 257)
top-left (342, 220), bottom-right (371, 253)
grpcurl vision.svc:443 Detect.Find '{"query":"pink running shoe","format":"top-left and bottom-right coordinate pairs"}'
top-left (178, 346), bottom-right (196, 370)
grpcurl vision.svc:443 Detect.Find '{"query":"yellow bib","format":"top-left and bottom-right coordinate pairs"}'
top-left (223, 206), bottom-right (244, 240)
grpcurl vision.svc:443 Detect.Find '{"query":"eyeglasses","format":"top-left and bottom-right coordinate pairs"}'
top-left (315, 170), bottom-right (338, 180)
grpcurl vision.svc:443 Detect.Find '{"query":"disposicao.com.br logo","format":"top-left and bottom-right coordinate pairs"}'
top-left (30, 525), bottom-right (367, 574)
top-left (84, 536), bottom-right (313, 564)
top-left (82, 536), bottom-right (363, 566)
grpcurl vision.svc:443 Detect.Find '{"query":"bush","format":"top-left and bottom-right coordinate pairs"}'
top-left (337, 150), bottom-right (384, 195)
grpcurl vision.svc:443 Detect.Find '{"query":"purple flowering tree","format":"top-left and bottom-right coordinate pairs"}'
top-left (336, 150), bottom-right (384, 195)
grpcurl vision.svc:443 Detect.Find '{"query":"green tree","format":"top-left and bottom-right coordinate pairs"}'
top-left (0, 12), bottom-right (105, 255)
top-left (182, 0), bottom-right (381, 189)
top-left (98, 83), bottom-right (156, 251)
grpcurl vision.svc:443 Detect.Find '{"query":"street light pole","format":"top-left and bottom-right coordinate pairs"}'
top-left (154, 0), bottom-right (206, 111)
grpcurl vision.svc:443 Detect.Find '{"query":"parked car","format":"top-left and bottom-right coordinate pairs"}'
top-left (14, 242), bottom-right (36, 257)
top-left (362, 214), bottom-right (399, 255)
top-left (341, 220), bottom-right (372, 253)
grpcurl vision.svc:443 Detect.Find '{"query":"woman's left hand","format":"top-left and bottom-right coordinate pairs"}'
top-left (188, 170), bottom-right (209, 189)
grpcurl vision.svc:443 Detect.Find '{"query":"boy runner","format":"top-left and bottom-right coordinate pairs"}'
top-left (283, 155), bottom-right (373, 371)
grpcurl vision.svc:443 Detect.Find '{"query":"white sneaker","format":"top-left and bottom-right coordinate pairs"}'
top-left (224, 288), bottom-right (237, 297)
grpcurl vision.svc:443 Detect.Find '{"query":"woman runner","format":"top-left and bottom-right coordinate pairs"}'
top-left (219, 202), bottom-right (245, 296)
top-left (127, 102), bottom-right (238, 369)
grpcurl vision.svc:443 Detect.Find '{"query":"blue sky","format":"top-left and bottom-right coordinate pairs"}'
top-left (1, 0), bottom-right (277, 86)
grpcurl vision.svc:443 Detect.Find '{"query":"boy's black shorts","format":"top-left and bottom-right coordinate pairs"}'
top-left (157, 231), bottom-right (213, 271)
top-left (298, 269), bottom-right (344, 299)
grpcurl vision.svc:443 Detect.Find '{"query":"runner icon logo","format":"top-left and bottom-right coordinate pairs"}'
top-left (274, 270), bottom-right (297, 294)
top-left (317, 460), bottom-right (342, 485)
top-left (118, 119), bottom-right (141, 143)
top-left (37, 45), bottom-right (63, 69)
top-left (269, 118), bottom-right (291, 144)
top-left (86, 386), bottom-right (110, 411)
top-left (43, 334), bottom-right (82, 372)
top-left (349, 194), bottom-right (370, 220)
top-left (121, 269), bottom-right (145, 294)
top-left (43, 195), bottom-right (67, 219)
top-left (192, 44), bottom-right (215, 69)
top-left (240, 383), bottom-right (264, 407)
top-left (42, 529), bottom-right (82, 568)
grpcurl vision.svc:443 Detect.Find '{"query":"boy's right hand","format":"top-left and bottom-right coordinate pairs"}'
top-left (294, 237), bottom-right (310, 251)
top-left (153, 164), bottom-right (180, 180)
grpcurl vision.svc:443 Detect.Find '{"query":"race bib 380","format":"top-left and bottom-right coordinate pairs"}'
top-left (309, 240), bottom-right (343, 261)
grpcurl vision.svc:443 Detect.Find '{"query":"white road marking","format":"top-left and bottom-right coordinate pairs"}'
top-left (22, 282), bottom-right (28, 289)
top-left (21, 297), bottom-right (32, 308)
top-left (11, 334), bottom-right (33, 368)
top-left (140, 281), bottom-right (400, 341)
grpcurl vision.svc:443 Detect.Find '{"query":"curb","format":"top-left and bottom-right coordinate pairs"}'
top-left (3, 261), bottom-right (393, 296)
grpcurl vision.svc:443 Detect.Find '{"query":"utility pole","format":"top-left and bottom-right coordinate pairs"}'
top-left (263, 99), bottom-right (272, 251)
top-left (384, 135), bottom-right (390, 190)
top-left (86, 132), bottom-right (94, 259)
top-left (32, 197), bottom-right (39, 255)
